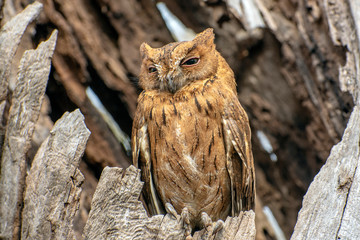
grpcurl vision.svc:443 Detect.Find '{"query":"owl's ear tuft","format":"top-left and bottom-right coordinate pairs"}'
top-left (140, 42), bottom-right (152, 59)
top-left (193, 28), bottom-right (215, 46)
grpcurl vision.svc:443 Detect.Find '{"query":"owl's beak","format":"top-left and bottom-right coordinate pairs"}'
top-left (167, 75), bottom-right (175, 91)
top-left (166, 72), bottom-right (177, 93)
top-left (166, 71), bottom-right (174, 85)
top-left (167, 75), bottom-right (173, 84)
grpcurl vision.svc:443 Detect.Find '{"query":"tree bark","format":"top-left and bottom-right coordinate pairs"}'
top-left (21, 109), bottom-right (90, 240)
top-left (83, 165), bottom-right (256, 240)
top-left (291, 107), bottom-right (360, 240)
top-left (1, 0), bottom-right (358, 239)
top-left (291, 0), bottom-right (360, 239)
top-left (0, 8), bottom-right (56, 237)
top-left (0, 1), bottom-right (42, 101)
top-left (0, 5), bottom-right (91, 240)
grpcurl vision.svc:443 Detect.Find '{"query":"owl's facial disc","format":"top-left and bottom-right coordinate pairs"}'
top-left (139, 28), bottom-right (217, 92)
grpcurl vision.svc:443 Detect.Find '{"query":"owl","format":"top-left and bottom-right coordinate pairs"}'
top-left (132, 28), bottom-right (255, 231)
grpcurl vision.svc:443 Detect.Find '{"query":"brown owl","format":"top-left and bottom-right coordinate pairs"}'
top-left (132, 28), bottom-right (255, 231)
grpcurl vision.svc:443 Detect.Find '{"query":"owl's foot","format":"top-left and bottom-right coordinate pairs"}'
top-left (200, 212), bottom-right (224, 237)
top-left (213, 219), bottom-right (224, 235)
top-left (165, 202), bottom-right (178, 220)
top-left (165, 203), bottom-right (192, 239)
top-left (201, 212), bottom-right (212, 231)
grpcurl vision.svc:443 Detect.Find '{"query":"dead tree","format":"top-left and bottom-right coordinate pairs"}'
top-left (0, 0), bottom-right (359, 240)
top-left (291, 1), bottom-right (360, 239)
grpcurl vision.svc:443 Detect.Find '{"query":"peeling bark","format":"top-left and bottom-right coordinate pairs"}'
top-left (291, 0), bottom-right (360, 239)
top-left (0, 18), bottom-right (57, 238)
top-left (21, 110), bottom-right (90, 240)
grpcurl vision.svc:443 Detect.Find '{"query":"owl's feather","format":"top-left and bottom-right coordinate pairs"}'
top-left (132, 107), bottom-right (164, 216)
top-left (222, 96), bottom-right (255, 214)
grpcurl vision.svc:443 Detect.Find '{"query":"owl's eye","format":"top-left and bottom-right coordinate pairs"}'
top-left (181, 57), bottom-right (200, 66)
top-left (148, 66), bottom-right (157, 73)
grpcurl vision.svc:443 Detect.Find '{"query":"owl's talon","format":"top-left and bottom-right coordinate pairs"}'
top-left (213, 220), bottom-right (224, 234)
top-left (165, 202), bottom-right (180, 221)
top-left (201, 212), bottom-right (213, 230)
top-left (165, 203), bottom-right (192, 237)
top-left (181, 207), bottom-right (192, 237)
top-left (181, 207), bottom-right (191, 226)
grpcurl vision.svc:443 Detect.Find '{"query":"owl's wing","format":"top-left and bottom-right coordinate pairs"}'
top-left (132, 109), bottom-right (164, 216)
top-left (222, 95), bottom-right (255, 215)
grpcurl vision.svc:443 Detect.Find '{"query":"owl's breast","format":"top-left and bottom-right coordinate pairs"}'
top-left (142, 86), bottom-right (231, 226)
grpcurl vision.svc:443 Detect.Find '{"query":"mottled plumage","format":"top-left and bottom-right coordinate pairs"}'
top-left (132, 28), bottom-right (255, 229)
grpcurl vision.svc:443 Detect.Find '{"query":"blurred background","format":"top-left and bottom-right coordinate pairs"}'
top-left (1, 0), bottom-right (354, 239)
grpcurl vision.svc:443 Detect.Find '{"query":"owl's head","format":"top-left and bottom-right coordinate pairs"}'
top-left (139, 28), bottom-right (219, 93)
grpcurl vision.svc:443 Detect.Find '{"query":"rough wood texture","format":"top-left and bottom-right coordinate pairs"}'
top-left (0, 3), bottom-right (90, 239)
top-left (0, 0), bottom-right (42, 156)
top-left (84, 165), bottom-right (256, 240)
top-left (325, 0), bottom-right (360, 104)
top-left (0, 1), bottom-right (42, 101)
top-left (291, 107), bottom-right (360, 240)
top-left (21, 109), bottom-right (90, 240)
top-left (3, 0), bottom-right (359, 238)
top-left (83, 166), bottom-right (163, 240)
top-left (192, 212), bottom-right (256, 240)
top-left (0, 23), bottom-right (57, 240)
top-left (291, 0), bottom-right (360, 239)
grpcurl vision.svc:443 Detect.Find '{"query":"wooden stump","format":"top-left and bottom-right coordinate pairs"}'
top-left (84, 165), bottom-right (256, 240)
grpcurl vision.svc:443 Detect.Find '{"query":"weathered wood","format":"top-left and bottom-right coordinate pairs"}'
top-left (83, 165), bottom-right (255, 240)
top-left (325, 0), bottom-right (360, 104)
top-left (291, 107), bottom-right (360, 239)
top-left (291, 0), bottom-right (360, 239)
top-left (21, 109), bottom-right (90, 240)
top-left (191, 211), bottom-right (256, 240)
top-left (83, 166), bottom-right (162, 240)
top-left (0, 27), bottom-right (57, 239)
top-left (0, 1), bottom-right (42, 101)
top-left (0, 0), bottom-right (42, 157)
top-left (4, 0), bottom-right (359, 238)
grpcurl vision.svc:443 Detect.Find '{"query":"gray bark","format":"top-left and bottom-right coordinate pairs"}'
top-left (291, 106), bottom-right (360, 240)
top-left (0, 1), bottom-right (42, 101)
top-left (0, 12), bottom-right (57, 238)
top-left (83, 165), bottom-right (256, 240)
top-left (21, 109), bottom-right (90, 240)
top-left (291, 0), bottom-right (360, 239)
top-left (2, 0), bottom-right (360, 239)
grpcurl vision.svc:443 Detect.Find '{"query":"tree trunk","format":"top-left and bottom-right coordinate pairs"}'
top-left (0, 0), bottom-right (358, 239)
